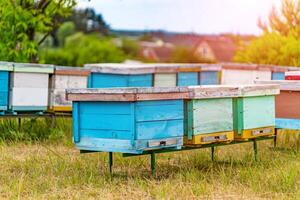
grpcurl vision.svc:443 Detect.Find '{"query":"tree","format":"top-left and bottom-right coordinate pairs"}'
top-left (39, 33), bottom-right (126, 66)
top-left (235, 0), bottom-right (300, 66)
top-left (57, 21), bottom-right (76, 46)
top-left (258, 0), bottom-right (300, 37)
top-left (0, 0), bottom-right (76, 62)
top-left (170, 47), bottom-right (215, 63)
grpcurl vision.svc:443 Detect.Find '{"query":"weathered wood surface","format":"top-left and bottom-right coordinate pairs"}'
top-left (177, 72), bottom-right (198, 86)
top-left (239, 84), bottom-right (280, 97)
top-left (50, 75), bottom-right (88, 89)
top-left (188, 85), bottom-right (240, 99)
top-left (14, 63), bottom-right (54, 73)
top-left (85, 63), bottom-right (156, 74)
top-left (275, 90), bottom-right (300, 119)
top-left (154, 73), bottom-right (177, 87)
top-left (0, 71), bottom-right (9, 110)
top-left (255, 80), bottom-right (300, 91)
top-left (11, 73), bottom-right (49, 88)
top-left (187, 98), bottom-right (233, 135)
top-left (10, 88), bottom-right (49, 107)
top-left (0, 62), bottom-right (13, 71)
top-left (72, 100), bottom-right (184, 153)
top-left (55, 66), bottom-right (90, 76)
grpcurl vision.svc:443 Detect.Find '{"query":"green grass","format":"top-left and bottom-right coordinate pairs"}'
top-left (0, 120), bottom-right (299, 199)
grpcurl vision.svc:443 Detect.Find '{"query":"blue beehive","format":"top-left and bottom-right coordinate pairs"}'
top-left (0, 62), bottom-right (13, 114)
top-left (67, 87), bottom-right (189, 154)
top-left (199, 65), bottom-right (221, 85)
top-left (85, 64), bottom-right (154, 88)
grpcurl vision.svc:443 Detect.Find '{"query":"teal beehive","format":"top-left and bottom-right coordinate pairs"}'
top-left (67, 87), bottom-right (189, 154)
top-left (0, 62), bottom-right (13, 114)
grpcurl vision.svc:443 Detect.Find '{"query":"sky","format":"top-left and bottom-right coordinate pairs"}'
top-left (77, 0), bottom-right (282, 35)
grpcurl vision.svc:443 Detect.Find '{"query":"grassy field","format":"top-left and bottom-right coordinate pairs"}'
top-left (0, 119), bottom-right (300, 199)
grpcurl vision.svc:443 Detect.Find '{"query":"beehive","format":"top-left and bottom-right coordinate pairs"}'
top-left (154, 64), bottom-right (178, 87)
top-left (177, 64), bottom-right (200, 86)
top-left (184, 86), bottom-right (238, 145)
top-left (49, 66), bottom-right (90, 112)
top-left (85, 64), bottom-right (154, 88)
top-left (0, 62), bottom-right (13, 113)
top-left (221, 63), bottom-right (272, 85)
top-left (10, 63), bottom-right (54, 112)
top-left (233, 84), bottom-right (279, 140)
top-left (285, 71), bottom-right (300, 80)
top-left (199, 65), bottom-right (221, 85)
top-left (67, 87), bottom-right (189, 154)
top-left (256, 80), bottom-right (300, 130)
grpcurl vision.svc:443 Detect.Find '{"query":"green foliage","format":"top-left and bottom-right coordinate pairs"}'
top-left (170, 47), bottom-right (215, 63)
top-left (57, 22), bottom-right (76, 46)
top-left (0, 0), bottom-right (76, 62)
top-left (121, 38), bottom-right (140, 58)
top-left (235, 0), bottom-right (300, 66)
top-left (39, 33), bottom-right (126, 66)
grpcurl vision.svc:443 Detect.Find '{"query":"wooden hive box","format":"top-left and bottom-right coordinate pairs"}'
top-left (256, 80), bottom-right (300, 130)
top-left (0, 62), bottom-right (13, 114)
top-left (285, 71), bottom-right (300, 80)
top-left (10, 63), bottom-right (54, 112)
top-left (85, 64), bottom-right (154, 88)
top-left (184, 85), bottom-right (239, 145)
top-left (66, 87), bottom-right (189, 154)
top-left (49, 66), bottom-right (90, 112)
top-left (177, 64), bottom-right (201, 86)
top-left (199, 64), bottom-right (221, 85)
top-left (270, 66), bottom-right (287, 80)
top-left (233, 84), bottom-right (279, 140)
top-left (154, 64), bottom-right (178, 87)
top-left (221, 63), bottom-right (272, 85)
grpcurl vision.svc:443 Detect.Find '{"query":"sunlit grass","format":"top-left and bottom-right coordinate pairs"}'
top-left (0, 121), bottom-right (299, 199)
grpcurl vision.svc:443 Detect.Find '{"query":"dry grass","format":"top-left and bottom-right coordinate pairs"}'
top-left (0, 130), bottom-right (299, 199)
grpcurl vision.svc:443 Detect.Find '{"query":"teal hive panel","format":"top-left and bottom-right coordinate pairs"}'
top-left (88, 73), bottom-right (153, 88)
top-left (177, 72), bottom-right (198, 86)
top-left (271, 72), bottom-right (285, 80)
top-left (186, 98), bottom-right (233, 136)
top-left (199, 71), bottom-right (219, 85)
top-left (72, 100), bottom-right (184, 154)
top-left (0, 71), bottom-right (9, 111)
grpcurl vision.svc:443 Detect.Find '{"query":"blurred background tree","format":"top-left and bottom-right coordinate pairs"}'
top-left (170, 47), bottom-right (214, 63)
top-left (235, 0), bottom-right (300, 66)
top-left (0, 0), bottom-right (76, 62)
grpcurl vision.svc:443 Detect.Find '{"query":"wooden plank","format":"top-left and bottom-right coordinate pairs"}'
top-left (243, 96), bottom-right (275, 129)
top-left (55, 66), bottom-right (90, 76)
top-left (154, 73), bottom-right (176, 87)
top-left (128, 74), bottom-right (153, 87)
top-left (184, 131), bottom-right (234, 145)
top-left (272, 72), bottom-right (285, 80)
top-left (239, 84), bottom-right (280, 97)
top-left (11, 73), bottom-right (49, 88)
top-left (189, 85), bottom-right (240, 99)
top-left (276, 118), bottom-right (300, 130)
top-left (199, 71), bottom-right (219, 85)
top-left (10, 88), bottom-right (49, 107)
top-left (275, 91), bottom-right (300, 119)
top-left (189, 98), bottom-right (233, 134)
top-left (67, 93), bottom-right (136, 101)
top-left (177, 72), bottom-right (198, 86)
top-left (234, 126), bottom-right (274, 140)
top-left (136, 119), bottom-right (183, 140)
top-left (0, 62), bottom-right (13, 71)
top-left (88, 73), bottom-right (128, 88)
top-left (14, 63), bottom-right (54, 73)
top-left (255, 80), bottom-right (300, 91)
top-left (136, 92), bottom-right (190, 101)
top-left (222, 63), bottom-right (258, 70)
top-left (221, 69), bottom-right (256, 84)
top-left (84, 63), bottom-right (156, 74)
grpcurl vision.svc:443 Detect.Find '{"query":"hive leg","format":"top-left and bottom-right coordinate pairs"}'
top-left (253, 139), bottom-right (258, 161)
top-left (211, 146), bottom-right (215, 162)
top-left (274, 128), bottom-right (278, 148)
top-left (150, 152), bottom-right (156, 176)
top-left (109, 152), bottom-right (113, 174)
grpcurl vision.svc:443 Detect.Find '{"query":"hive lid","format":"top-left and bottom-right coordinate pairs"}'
top-left (84, 63), bottom-right (156, 74)
top-left (255, 80), bottom-right (300, 91)
top-left (239, 84), bottom-right (280, 96)
top-left (0, 62), bottom-right (13, 71)
top-left (200, 64), bottom-right (222, 72)
top-left (54, 66), bottom-right (90, 76)
top-left (221, 63), bottom-right (258, 71)
top-left (66, 87), bottom-right (190, 101)
top-left (188, 85), bottom-right (240, 99)
top-left (14, 63), bottom-right (54, 73)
